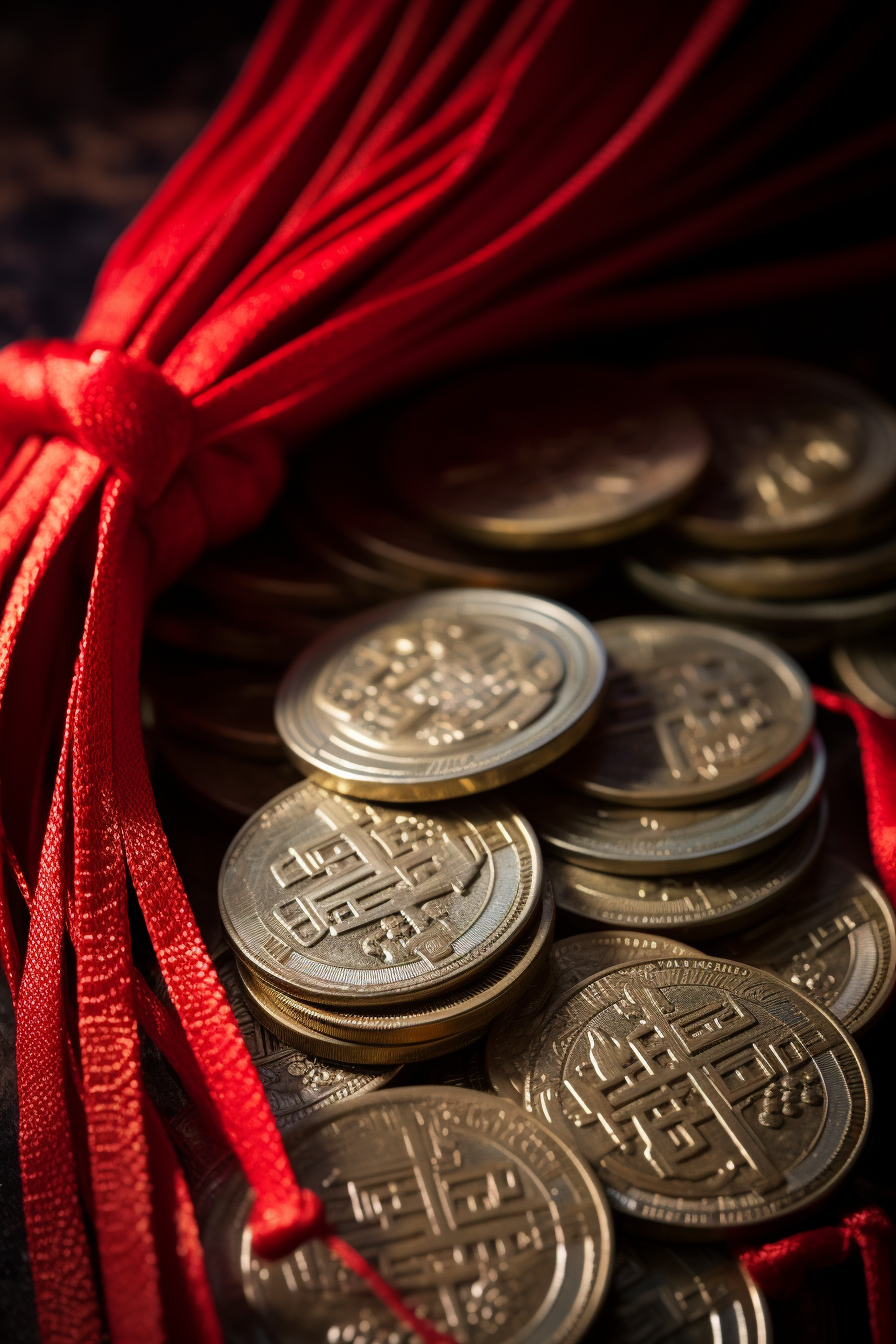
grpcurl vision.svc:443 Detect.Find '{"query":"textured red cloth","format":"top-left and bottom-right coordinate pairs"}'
top-left (0, 3), bottom-right (895, 1342)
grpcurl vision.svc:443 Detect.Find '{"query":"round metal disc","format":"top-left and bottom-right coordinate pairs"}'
top-left (831, 637), bottom-right (896, 717)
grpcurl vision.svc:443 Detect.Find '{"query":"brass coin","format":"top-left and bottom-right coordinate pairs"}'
top-left (556, 617), bottom-right (813, 806)
top-left (219, 780), bottom-right (542, 1006)
top-left (547, 801), bottom-right (826, 936)
top-left (275, 589), bottom-right (607, 801)
top-left (831, 637), bottom-right (896, 718)
top-left (419, 1040), bottom-right (492, 1091)
top-left (603, 1238), bottom-right (770, 1343)
top-left (236, 886), bottom-right (554, 1047)
top-left (709, 855), bottom-right (896, 1035)
top-left (157, 732), bottom-right (301, 820)
top-left (384, 363), bottom-right (710, 550)
top-left (486, 930), bottom-right (699, 1106)
top-left (521, 733), bottom-right (825, 874)
top-left (526, 956), bottom-right (870, 1235)
top-left (204, 1086), bottom-right (615, 1344)
top-left (660, 358), bottom-right (896, 550)
top-left (148, 663), bottom-right (283, 759)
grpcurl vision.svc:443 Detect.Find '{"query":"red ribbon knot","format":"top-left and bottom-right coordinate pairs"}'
top-left (0, 339), bottom-right (193, 505)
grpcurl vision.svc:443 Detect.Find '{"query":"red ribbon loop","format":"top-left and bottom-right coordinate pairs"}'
top-left (0, 339), bottom-right (193, 504)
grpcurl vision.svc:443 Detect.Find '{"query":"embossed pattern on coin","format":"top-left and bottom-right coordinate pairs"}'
top-left (219, 780), bottom-right (542, 1005)
top-left (385, 364), bottom-right (710, 549)
top-left (522, 733), bottom-right (825, 874)
top-left (832, 638), bottom-right (896, 718)
top-left (526, 957), bottom-right (870, 1234)
top-left (556, 618), bottom-right (813, 805)
top-left (275, 590), bottom-right (606, 800)
top-left (204, 1087), bottom-right (614, 1344)
top-left (660, 358), bottom-right (896, 550)
top-left (710, 855), bottom-right (896, 1034)
top-left (547, 802), bottom-right (826, 935)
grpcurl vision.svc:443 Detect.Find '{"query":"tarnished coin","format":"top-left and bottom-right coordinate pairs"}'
top-left (710, 855), bottom-right (896, 1035)
top-left (275, 590), bottom-right (606, 800)
top-left (603, 1238), bottom-right (770, 1344)
top-left (487, 930), bottom-right (699, 1105)
top-left (204, 1086), bottom-right (614, 1344)
top-left (660, 358), bottom-right (896, 550)
top-left (832, 637), bottom-right (896, 717)
top-left (522, 733), bottom-right (825, 874)
top-left (556, 617), bottom-right (813, 805)
top-left (385, 363), bottom-right (710, 549)
top-left (148, 662), bottom-right (283, 759)
top-left (157, 733), bottom-right (301, 820)
top-left (547, 801), bottom-right (826, 935)
top-left (219, 780), bottom-right (542, 1005)
top-left (526, 957), bottom-right (870, 1234)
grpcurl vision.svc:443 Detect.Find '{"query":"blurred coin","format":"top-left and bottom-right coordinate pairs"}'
top-left (526, 956), bottom-right (870, 1235)
top-left (148, 589), bottom-right (330, 666)
top-left (219, 780), bottom-right (542, 1006)
top-left (157, 732), bottom-right (300, 820)
top-left (385, 363), bottom-right (709, 549)
top-left (659, 358), bottom-right (896, 550)
top-left (297, 514), bottom-right (425, 601)
top-left (710, 855), bottom-right (895, 1034)
top-left (521, 732), bottom-right (825, 874)
top-left (603, 1238), bottom-right (770, 1344)
top-left (556, 617), bottom-right (813, 806)
top-left (831, 637), bottom-right (896, 717)
top-left (418, 1040), bottom-right (491, 1090)
top-left (147, 662), bottom-right (282, 759)
top-left (547, 800), bottom-right (826, 935)
top-left (275, 589), bottom-right (607, 801)
top-left (487, 930), bottom-right (699, 1106)
top-left (204, 1086), bottom-right (614, 1344)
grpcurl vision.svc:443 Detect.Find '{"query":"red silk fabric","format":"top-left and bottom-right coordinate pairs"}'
top-left (0, 2), bottom-right (895, 1341)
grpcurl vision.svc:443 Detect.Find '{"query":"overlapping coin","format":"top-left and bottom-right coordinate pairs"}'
top-left (204, 1087), bottom-right (615, 1344)
top-left (832, 636), bottom-right (896, 717)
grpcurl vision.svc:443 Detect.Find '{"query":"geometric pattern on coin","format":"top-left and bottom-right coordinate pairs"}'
top-left (832, 637), bottom-right (896, 718)
top-left (219, 780), bottom-right (542, 1005)
top-left (203, 1086), bottom-right (615, 1344)
top-left (525, 957), bottom-right (870, 1235)
top-left (603, 1237), bottom-right (771, 1344)
top-left (659, 358), bottom-right (896, 551)
top-left (521, 733), bottom-right (826, 874)
top-left (275, 590), bottom-right (607, 801)
top-left (555, 618), bottom-right (814, 805)
top-left (709, 855), bottom-right (896, 1035)
top-left (546, 800), bottom-right (826, 935)
top-left (383, 363), bottom-right (710, 549)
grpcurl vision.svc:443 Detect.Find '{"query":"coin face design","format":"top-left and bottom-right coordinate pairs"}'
top-left (203, 1087), bottom-right (614, 1344)
top-left (660, 359), bottom-right (896, 550)
top-left (547, 803), bottom-right (826, 935)
top-left (521, 733), bottom-right (825, 874)
top-left (384, 364), bottom-right (710, 549)
top-left (832, 638), bottom-right (896, 718)
top-left (275, 590), bottom-right (606, 800)
top-left (556, 618), bottom-right (813, 805)
top-left (219, 780), bottom-right (542, 1005)
top-left (526, 957), bottom-right (870, 1233)
top-left (710, 856), bottom-right (896, 1034)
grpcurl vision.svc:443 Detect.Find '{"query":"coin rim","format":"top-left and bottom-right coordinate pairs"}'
top-left (831, 642), bottom-right (896, 718)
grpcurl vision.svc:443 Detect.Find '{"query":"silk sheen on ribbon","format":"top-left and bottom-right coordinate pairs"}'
top-left (1, 2), bottom-right (895, 1342)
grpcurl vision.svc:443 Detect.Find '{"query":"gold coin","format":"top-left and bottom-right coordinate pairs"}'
top-left (831, 637), bottom-right (896, 717)
top-left (148, 588), bottom-right (330, 667)
top-left (384, 362), bottom-right (710, 549)
top-left (555, 617), bottom-right (814, 806)
top-left (147, 660), bottom-right (283, 759)
top-left (203, 1086), bottom-right (615, 1344)
top-left (236, 886), bottom-right (554, 1047)
top-left (275, 589), bottom-right (607, 801)
top-left (525, 956), bottom-right (870, 1235)
top-left (708, 855), bottom-right (895, 1034)
top-left (157, 732), bottom-right (301, 820)
top-left (219, 780), bottom-right (542, 1005)
top-left (660, 358), bottom-right (896, 551)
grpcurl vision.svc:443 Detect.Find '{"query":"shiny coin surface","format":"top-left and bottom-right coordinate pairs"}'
top-left (275, 589), bottom-right (606, 800)
top-left (526, 956), bottom-right (870, 1235)
top-left (603, 1238), bottom-right (770, 1344)
top-left (487, 930), bottom-right (699, 1106)
top-left (556, 617), bottom-right (813, 806)
top-left (157, 733), bottom-right (301, 820)
top-left (710, 855), bottom-right (896, 1035)
top-left (385, 363), bottom-right (710, 550)
top-left (219, 780), bottom-right (542, 1005)
top-left (660, 358), bottom-right (896, 550)
top-left (522, 732), bottom-right (825, 874)
top-left (547, 801), bottom-right (826, 935)
top-left (148, 662), bottom-right (283, 759)
top-left (832, 637), bottom-right (896, 718)
top-left (204, 1086), bottom-right (614, 1344)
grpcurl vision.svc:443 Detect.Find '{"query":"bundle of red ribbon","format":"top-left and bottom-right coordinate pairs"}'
top-left (1, 2), bottom-right (895, 1341)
